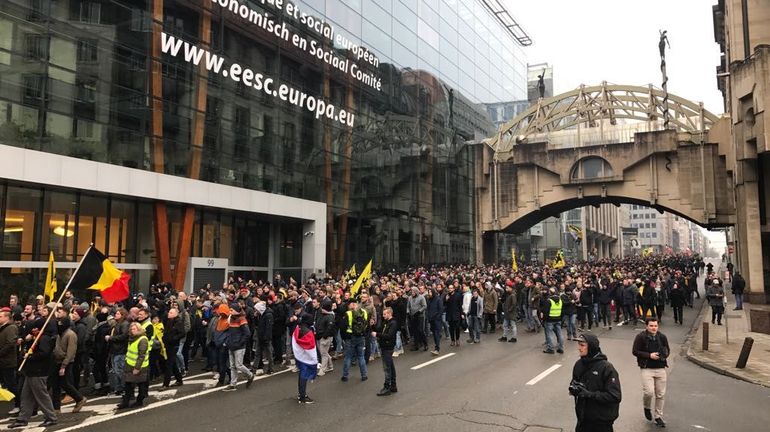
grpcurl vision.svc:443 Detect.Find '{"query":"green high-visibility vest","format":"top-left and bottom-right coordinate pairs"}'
top-left (126, 335), bottom-right (150, 369)
top-left (548, 298), bottom-right (563, 318)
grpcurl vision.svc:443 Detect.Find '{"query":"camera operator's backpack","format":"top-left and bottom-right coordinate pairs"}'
top-left (351, 309), bottom-right (368, 337)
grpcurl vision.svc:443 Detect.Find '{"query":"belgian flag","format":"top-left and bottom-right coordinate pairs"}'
top-left (69, 247), bottom-right (131, 304)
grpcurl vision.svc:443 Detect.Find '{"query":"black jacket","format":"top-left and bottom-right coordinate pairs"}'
top-left (632, 331), bottom-right (670, 369)
top-left (426, 294), bottom-right (444, 321)
top-left (256, 308), bottom-right (274, 342)
top-left (22, 321), bottom-right (57, 377)
top-left (732, 274), bottom-right (746, 294)
top-left (669, 288), bottom-right (686, 307)
top-left (225, 320), bottom-right (251, 351)
top-left (163, 317), bottom-right (186, 348)
top-left (315, 311), bottom-right (336, 339)
top-left (443, 291), bottom-right (464, 321)
top-left (572, 352), bottom-right (622, 425)
top-left (270, 302), bottom-right (289, 337)
top-left (376, 318), bottom-right (399, 351)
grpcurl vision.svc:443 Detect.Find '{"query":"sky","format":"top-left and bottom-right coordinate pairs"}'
top-left (505, 0), bottom-right (724, 114)
top-left (504, 0), bottom-right (728, 249)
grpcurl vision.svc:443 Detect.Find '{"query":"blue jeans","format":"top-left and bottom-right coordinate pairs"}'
top-left (109, 354), bottom-right (126, 392)
top-left (335, 330), bottom-right (344, 354)
top-left (564, 313), bottom-right (577, 339)
top-left (467, 315), bottom-right (481, 341)
top-left (734, 293), bottom-right (744, 309)
top-left (526, 307), bottom-right (541, 331)
top-left (176, 337), bottom-right (186, 373)
top-left (342, 336), bottom-right (367, 378)
top-left (394, 330), bottom-right (403, 352)
top-left (502, 317), bottom-right (518, 340)
top-left (544, 321), bottom-right (564, 351)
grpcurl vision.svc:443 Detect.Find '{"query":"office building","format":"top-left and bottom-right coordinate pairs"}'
top-left (0, 0), bottom-right (529, 295)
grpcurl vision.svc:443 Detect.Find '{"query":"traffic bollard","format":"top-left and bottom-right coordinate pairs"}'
top-left (735, 337), bottom-right (754, 369)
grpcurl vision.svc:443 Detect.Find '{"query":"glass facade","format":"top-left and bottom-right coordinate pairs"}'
top-left (0, 180), bottom-right (306, 299)
top-left (0, 0), bottom-right (527, 277)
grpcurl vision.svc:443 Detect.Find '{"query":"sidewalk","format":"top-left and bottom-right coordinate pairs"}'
top-left (686, 299), bottom-right (770, 388)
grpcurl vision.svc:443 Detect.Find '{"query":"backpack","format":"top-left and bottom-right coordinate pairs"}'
top-left (351, 309), bottom-right (368, 337)
top-left (182, 309), bottom-right (191, 334)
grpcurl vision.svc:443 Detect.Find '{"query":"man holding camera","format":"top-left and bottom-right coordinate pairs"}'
top-left (569, 333), bottom-right (621, 432)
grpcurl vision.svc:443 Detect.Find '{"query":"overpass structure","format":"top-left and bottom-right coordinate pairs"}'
top-left (475, 82), bottom-right (736, 265)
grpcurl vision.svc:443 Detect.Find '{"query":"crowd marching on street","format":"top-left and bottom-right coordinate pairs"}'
top-left (0, 253), bottom-right (740, 430)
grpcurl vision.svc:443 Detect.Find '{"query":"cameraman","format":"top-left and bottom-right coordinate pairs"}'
top-left (569, 333), bottom-right (621, 432)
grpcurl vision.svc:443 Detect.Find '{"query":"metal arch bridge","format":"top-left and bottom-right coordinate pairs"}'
top-left (487, 83), bottom-right (720, 159)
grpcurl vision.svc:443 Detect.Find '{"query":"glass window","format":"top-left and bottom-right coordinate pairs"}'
top-left (109, 199), bottom-right (135, 263)
top-left (3, 186), bottom-right (41, 261)
top-left (42, 191), bottom-right (77, 261)
top-left (278, 223), bottom-right (302, 267)
top-left (363, 0), bottom-right (390, 31)
top-left (77, 193), bottom-right (108, 259)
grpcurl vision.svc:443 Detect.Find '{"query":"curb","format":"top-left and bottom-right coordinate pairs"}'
top-left (682, 274), bottom-right (770, 388)
top-left (685, 348), bottom-right (770, 389)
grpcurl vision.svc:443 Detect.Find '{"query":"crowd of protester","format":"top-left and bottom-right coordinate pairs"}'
top-left (0, 253), bottom-right (729, 427)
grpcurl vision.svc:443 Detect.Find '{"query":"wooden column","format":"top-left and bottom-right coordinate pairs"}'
top-left (322, 71), bottom-right (335, 272)
top-left (173, 4), bottom-right (212, 292)
top-left (150, 0), bottom-right (172, 283)
top-left (336, 84), bottom-right (355, 268)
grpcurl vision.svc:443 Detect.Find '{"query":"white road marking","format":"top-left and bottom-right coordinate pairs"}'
top-left (53, 369), bottom-right (291, 432)
top-left (410, 353), bottom-right (456, 370)
top-left (68, 372), bottom-right (211, 405)
top-left (525, 364), bottom-right (562, 386)
top-left (691, 426), bottom-right (711, 431)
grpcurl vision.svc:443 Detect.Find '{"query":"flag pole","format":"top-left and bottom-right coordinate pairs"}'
top-left (18, 244), bottom-right (93, 372)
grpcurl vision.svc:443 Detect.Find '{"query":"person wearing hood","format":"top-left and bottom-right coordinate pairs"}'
top-left (425, 288), bottom-right (444, 355)
top-left (253, 301), bottom-right (274, 375)
top-left (223, 305), bottom-right (254, 391)
top-left (9, 316), bottom-right (58, 429)
top-left (51, 307), bottom-right (86, 412)
top-left (314, 300), bottom-right (336, 375)
top-left (570, 333), bottom-right (621, 432)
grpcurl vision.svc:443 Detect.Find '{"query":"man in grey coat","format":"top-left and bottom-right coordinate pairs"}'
top-left (406, 288), bottom-right (427, 351)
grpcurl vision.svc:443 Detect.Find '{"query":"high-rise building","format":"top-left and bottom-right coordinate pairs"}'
top-left (0, 0), bottom-right (529, 295)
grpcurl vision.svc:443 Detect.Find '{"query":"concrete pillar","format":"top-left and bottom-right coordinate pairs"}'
top-left (735, 161), bottom-right (766, 303)
top-left (302, 220), bottom-right (326, 282)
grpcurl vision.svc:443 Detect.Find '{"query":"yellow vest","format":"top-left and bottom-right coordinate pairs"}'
top-left (140, 320), bottom-right (156, 343)
top-left (126, 336), bottom-right (150, 369)
top-left (548, 298), bottom-right (563, 318)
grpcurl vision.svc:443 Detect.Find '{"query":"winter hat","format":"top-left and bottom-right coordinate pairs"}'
top-left (321, 300), bottom-right (333, 312)
top-left (74, 308), bottom-right (87, 319)
top-left (230, 304), bottom-right (243, 316)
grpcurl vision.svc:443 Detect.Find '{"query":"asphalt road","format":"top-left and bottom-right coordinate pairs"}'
top-left (5, 270), bottom-right (770, 432)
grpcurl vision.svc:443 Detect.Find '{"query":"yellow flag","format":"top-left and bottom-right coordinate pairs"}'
top-left (552, 250), bottom-right (565, 269)
top-left (350, 259), bottom-right (372, 297)
top-left (347, 264), bottom-right (357, 279)
top-left (643, 247), bottom-right (654, 257)
top-left (44, 251), bottom-right (57, 301)
top-left (511, 249), bottom-right (518, 272)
